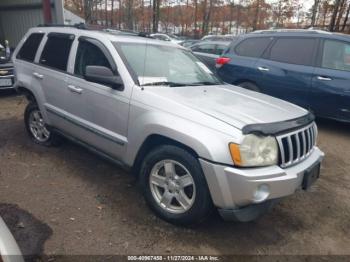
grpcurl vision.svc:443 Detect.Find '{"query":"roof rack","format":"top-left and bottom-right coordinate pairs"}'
top-left (37, 23), bottom-right (88, 30)
top-left (251, 29), bottom-right (332, 35)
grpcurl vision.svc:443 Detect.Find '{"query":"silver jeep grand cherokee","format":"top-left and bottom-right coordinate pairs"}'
top-left (13, 26), bottom-right (324, 225)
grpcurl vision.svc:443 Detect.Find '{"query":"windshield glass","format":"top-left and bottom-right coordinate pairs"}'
top-left (114, 42), bottom-right (221, 87)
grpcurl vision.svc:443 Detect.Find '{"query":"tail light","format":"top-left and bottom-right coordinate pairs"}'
top-left (215, 57), bottom-right (231, 68)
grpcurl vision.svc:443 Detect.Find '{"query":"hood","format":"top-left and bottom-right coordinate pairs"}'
top-left (146, 85), bottom-right (308, 130)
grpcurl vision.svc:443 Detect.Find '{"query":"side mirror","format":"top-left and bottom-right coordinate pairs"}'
top-left (84, 66), bottom-right (123, 90)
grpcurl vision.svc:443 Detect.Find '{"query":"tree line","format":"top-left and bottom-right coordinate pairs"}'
top-left (64, 0), bottom-right (350, 37)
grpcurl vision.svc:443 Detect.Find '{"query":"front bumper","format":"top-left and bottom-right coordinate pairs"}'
top-left (200, 147), bottom-right (324, 220)
top-left (0, 65), bottom-right (15, 90)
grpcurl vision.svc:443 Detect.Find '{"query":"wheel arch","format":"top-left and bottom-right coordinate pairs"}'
top-left (131, 134), bottom-right (200, 177)
top-left (234, 79), bottom-right (258, 86)
top-left (17, 86), bottom-right (37, 103)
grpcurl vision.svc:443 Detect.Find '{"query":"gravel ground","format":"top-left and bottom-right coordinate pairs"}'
top-left (0, 92), bottom-right (349, 257)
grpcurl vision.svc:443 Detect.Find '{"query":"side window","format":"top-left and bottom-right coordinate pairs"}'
top-left (16, 33), bottom-right (44, 62)
top-left (39, 34), bottom-right (74, 71)
top-left (74, 40), bottom-right (112, 77)
top-left (269, 38), bottom-right (316, 66)
top-left (234, 37), bottom-right (271, 58)
top-left (216, 45), bottom-right (228, 55)
top-left (160, 35), bottom-right (169, 41)
top-left (321, 40), bottom-right (350, 72)
top-left (191, 44), bottom-right (216, 54)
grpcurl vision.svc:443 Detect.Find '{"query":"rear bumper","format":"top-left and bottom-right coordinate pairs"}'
top-left (200, 147), bottom-right (324, 220)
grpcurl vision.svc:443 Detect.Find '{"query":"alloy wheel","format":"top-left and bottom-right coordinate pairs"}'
top-left (149, 159), bottom-right (196, 214)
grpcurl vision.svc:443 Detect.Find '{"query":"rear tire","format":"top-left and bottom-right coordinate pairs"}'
top-left (237, 82), bottom-right (260, 92)
top-left (24, 102), bottom-right (61, 146)
top-left (139, 145), bottom-right (213, 225)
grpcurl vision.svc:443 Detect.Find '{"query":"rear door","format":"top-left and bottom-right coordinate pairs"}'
top-left (14, 32), bottom-right (44, 95)
top-left (217, 37), bottom-right (273, 85)
top-left (311, 39), bottom-right (350, 121)
top-left (255, 37), bottom-right (317, 108)
top-left (33, 32), bottom-right (75, 129)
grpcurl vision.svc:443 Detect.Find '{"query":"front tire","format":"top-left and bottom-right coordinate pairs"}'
top-left (24, 102), bottom-right (61, 146)
top-left (139, 145), bottom-right (213, 225)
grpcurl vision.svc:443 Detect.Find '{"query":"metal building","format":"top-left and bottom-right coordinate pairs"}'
top-left (0, 0), bottom-right (65, 48)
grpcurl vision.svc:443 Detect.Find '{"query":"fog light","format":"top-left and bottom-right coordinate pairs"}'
top-left (253, 184), bottom-right (270, 203)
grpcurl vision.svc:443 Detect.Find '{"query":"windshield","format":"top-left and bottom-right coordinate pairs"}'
top-left (114, 42), bottom-right (221, 87)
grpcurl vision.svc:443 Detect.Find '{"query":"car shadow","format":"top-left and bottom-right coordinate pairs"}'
top-left (0, 89), bottom-right (17, 97)
top-left (315, 117), bottom-right (350, 136)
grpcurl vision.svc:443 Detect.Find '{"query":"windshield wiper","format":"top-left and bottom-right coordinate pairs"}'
top-left (187, 81), bottom-right (221, 86)
top-left (141, 81), bottom-right (188, 87)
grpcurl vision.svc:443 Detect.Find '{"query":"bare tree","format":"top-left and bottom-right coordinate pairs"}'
top-left (341, 1), bottom-right (350, 31)
top-left (152, 0), bottom-right (160, 32)
top-left (126, 0), bottom-right (134, 30)
top-left (311, 0), bottom-right (320, 26)
top-left (194, 0), bottom-right (198, 37)
top-left (252, 0), bottom-right (261, 30)
top-left (111, 0), bottom-right (114, 26)
top-left (335, 0), bottom-right (346, 31)
top-left (229, 0), bottom-right (235, 33)
top-left (105, 0), bottom-right (108, 26)
top-left (329, 0), bottom-right (341, 31)
top-left (202, 0), bottom-right (214, 35)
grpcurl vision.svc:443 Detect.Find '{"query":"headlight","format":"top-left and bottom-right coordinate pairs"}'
top-left (229, 134), bottom-right (278, 167)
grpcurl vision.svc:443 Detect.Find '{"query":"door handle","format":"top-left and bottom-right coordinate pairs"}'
top-left (33, 72), bottom-right (44, 79)
top-left (67, 85), bottom-right (83, 94)
top-left (257, 66), bottom-right (270, 72)
top-left (317, 76), bottom-right (332, 81)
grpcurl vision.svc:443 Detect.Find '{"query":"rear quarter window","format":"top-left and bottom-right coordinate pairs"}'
top-left (16, 33), bottom-right (44, 62)
top-left (234, 37), bottom-right (272, 58)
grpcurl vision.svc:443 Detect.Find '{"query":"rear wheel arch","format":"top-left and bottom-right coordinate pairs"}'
top-left (17, 86), bottom-right (37, 104)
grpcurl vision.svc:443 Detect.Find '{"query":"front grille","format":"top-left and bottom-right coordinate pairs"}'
top-left (276, 122), bottom-right (317, 168)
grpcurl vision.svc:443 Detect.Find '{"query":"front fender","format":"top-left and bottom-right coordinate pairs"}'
top-left (125, 109), bottom-right (240, 167)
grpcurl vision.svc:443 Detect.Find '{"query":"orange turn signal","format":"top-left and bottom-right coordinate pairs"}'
top-left (229, 143), bottom-right (242, 166)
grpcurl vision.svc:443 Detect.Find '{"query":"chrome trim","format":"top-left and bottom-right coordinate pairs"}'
top-left (0, 75), bottom-right (14, 78)
top-left (276, 122), bottom-right (317, 168)
top-left (295, 133), bottom-right (301, 160)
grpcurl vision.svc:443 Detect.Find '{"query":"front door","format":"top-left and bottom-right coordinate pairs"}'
top-left (64, 37), bottom-right (130, 159)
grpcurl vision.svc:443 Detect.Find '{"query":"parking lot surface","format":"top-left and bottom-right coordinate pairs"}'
top-left (0, 93), bottom-right (350, 256)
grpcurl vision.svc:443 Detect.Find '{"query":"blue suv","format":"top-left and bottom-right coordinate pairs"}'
top-left (216, 29), bottom-right (350, 122)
